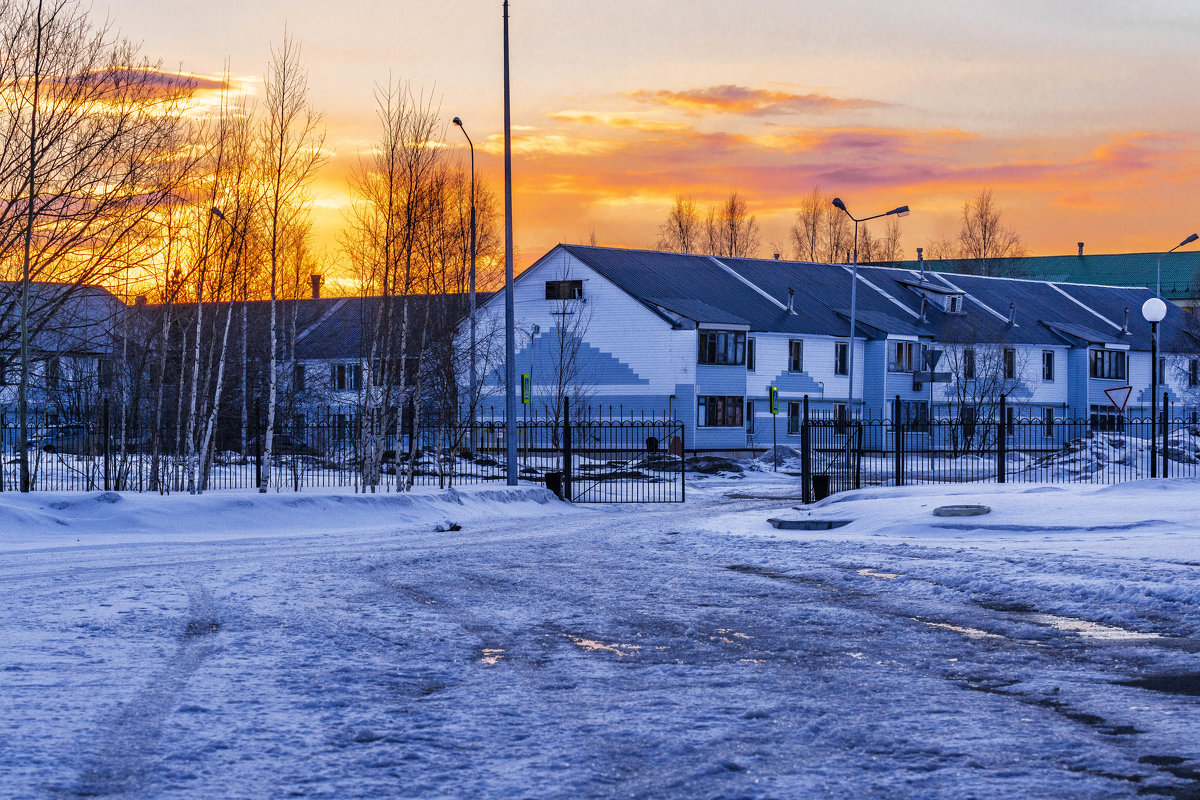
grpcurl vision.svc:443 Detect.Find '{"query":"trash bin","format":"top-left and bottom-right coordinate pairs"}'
top-left (812, 474), bottom-right (831, 502)
top-left (545, 471), bottom-right (564, 499)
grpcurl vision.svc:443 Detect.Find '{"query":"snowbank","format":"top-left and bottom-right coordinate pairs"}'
top-left (0, 484), bottom-right (572, 552)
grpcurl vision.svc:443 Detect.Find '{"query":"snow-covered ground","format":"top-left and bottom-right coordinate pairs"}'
top-left (2, 476), bottom-right (1198, 798)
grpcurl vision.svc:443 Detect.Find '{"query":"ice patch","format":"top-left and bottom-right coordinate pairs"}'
top-left (1027, 613), bottom-right (1160, 641)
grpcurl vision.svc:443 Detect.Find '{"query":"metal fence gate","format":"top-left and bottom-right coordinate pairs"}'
top-left (0, 401), bottom-right (686, 503)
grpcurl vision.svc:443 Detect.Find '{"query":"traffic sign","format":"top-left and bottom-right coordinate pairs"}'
top-left (769, 386), bottom-right (779, 414)
top-left (1104, 385), bottom-right (1132, 412)
top-left (521, 373), bottom-right (531, 404)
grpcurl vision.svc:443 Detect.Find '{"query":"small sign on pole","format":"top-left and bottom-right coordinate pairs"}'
top-left (521, 373), bottom-right (531, 404)
top-left (769, 386), bottom-right (779, 415)
top-left (1104, 385), bottom-right (1132, 413)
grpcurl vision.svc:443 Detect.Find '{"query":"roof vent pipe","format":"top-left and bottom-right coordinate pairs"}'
top-left (1008, 302), bottom-right (1016, 325)
top-left (917, 247), bottom-right (924, 281)
top-left (1122, 306), bottom-right (1129, 334)
top-left (919, 293), bottom-right (927, 322)
top-left (1078, 242), bottom-right (1084, 257)
top-left (310, 274), bottom-right (323, 300)
top-left (787, 287), bottom-right (796, 315)
top-left (773, 253), bottom-right (780, 261)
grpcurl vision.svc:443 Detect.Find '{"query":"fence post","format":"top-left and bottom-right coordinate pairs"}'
top-left (562, 397), bottom-right (572, 501)
top-left (1162, 391), bottom-right (1170, 479)
top-left (102, 398), bottom-right (110, 491)
top-left (997, 393), bottom-right (1007, 484)
top-left (801, 395), bottom-right (812, 503)
top-left (893, 395), bottom-right (904, 487)
top-left (255, 400), bottom-right (263, 492)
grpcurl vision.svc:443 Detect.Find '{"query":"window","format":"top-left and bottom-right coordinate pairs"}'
top-left (897, 400), bottom-right (929, 432)
top-left (697, 395), bottom-right (744, 427)
top-left (961, 405), bottom-right (977, 441)
top-left (1003, 348), bottom-right (1016, 380)
top-left (46, 357), bottom-right (60, 390)
top-left (745, 400), bottom-right (755, 434)
top-left (947, 295), bottom-right (962, 313)
top-left (698, 330), bottom-right (746, 366)
top-left (834, 341), bottom-right (849, 376)
top-left (331, 363), bottom-right (362, 391)
top-left (1042, 350), bottom-right (1054, 382)
top-left (98, 358), bottom-right (113, 390)
top-left (788, 340), bottom-right (804, 372)
top-left (1090, 404), bottom-right (1125, 432)
top-left (1089, 349), bottom-right (1127, 380)
top-left (787, 401), bottom-right (801, 434)
top-left (1042, 407), bottom-right (1055, 437)
top-left (833, 403), bottom-right (849, 435)
top-left (888, 341), bottom-right (917, 373)
top-left (1190, 359), bottom-right (1199, 388)
top-left (1160, 357), bottom-right (1167, 382)
top-left (746, 338), bottom-right (756, 371)
top-left (1005, 405), bottom-right (1015, 436)
top-left (294, 363), bottom-right (306, 392)
top-left (545, 280), bottom-right (582, 300)
top-left (963, 348), bottom-right (976, 380)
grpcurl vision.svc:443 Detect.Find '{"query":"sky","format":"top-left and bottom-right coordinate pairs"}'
top-left (101, 0), bottom-right (1200, 282)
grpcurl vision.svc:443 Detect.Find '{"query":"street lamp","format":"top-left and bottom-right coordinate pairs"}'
top-left (502, 0), bottom-right (517, 485)
top-left (452, 117), bottom-right (478, 451)
top-left (830, 198), bottom-right (910, 419)
top-left (1143, 297), bottom-right (1167, 478)
top-left (1156, 233), bottom-right (1198, 298)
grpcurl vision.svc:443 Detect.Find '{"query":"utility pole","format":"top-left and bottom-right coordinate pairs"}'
top-left (502, 0), bottom-right (518, 485)
top-left (19, 0), bottom-right (45, 494)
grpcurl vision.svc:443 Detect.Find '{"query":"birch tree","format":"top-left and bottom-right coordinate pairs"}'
top-left (258, 33), bottom-right (325, 491)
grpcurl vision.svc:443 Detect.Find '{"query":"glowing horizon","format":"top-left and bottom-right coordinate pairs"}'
top-left (97, 0), bottom-right (1200, 285)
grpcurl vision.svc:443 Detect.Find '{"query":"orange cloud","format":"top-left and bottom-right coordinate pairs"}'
top-left (549, 110), bottom-right (692, 133)
top-left (1054, 192), bottom-right (1122, 211)
top-left (626, 85), bottom-right (886, 117)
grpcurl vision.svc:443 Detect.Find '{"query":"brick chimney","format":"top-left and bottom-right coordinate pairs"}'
top-left (310, 274), bottom-right (323, 300)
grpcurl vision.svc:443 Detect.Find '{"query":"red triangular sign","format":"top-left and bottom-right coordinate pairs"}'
top-left (1104, 385), bottom-right (1132, 412)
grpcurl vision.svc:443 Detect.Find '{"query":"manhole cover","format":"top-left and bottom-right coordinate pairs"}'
top-left (767, 518), bottom-right (851, 530)
top-left (933, 504), bottom-right (991, 517)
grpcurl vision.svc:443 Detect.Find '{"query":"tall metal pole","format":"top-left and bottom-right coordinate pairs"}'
top-left (18, 0), bottom-right (44, 494)
top-left (502, 0), bottom-right (518, 485)
top-left (452, 118), bottom-right (477, 448)
top-left (1150, 321), bottom-right (1158, 479)
top-left (847, 218), bottom-right (859, 420)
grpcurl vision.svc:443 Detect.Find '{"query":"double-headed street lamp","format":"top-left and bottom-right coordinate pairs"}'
top-left (451, 117), bottom-right (478, 450)
top-left (830, 198), bottom-right (910, 419)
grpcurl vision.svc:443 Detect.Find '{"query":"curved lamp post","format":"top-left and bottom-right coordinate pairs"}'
top-left (830, 198), bottom-right (910, 419)
top-left (1143, 297), bottom-right (1167, 478)
top-left (1156, 233), bottom-right (1198, 298)
top-left (452, 117), bottom-right (478, 450)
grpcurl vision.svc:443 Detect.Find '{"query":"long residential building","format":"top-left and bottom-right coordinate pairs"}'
top-left (471, 245), bottom-right (1200, 454)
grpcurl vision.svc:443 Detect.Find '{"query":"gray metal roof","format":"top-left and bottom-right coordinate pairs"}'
top-left (557, 245), bottom-right (1188, 351)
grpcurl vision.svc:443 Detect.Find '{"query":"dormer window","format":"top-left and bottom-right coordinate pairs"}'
top-left (946, 294), bottom-right (963, 314)
top-left (545, 280), bottom-right (582, 300)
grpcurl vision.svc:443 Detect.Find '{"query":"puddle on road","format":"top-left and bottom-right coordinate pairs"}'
top-left (1027, 613), bottom-right (1160, 641)
top-left (481, 648), bottom-right (504, 665)
top-left (569, 637), bottom-right (640, 657)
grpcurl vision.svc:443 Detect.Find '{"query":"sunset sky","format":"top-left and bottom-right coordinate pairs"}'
top-left (103, 0), bottom-right (1200, 281)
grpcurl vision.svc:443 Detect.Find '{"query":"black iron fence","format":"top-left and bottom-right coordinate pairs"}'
top-left (0, 401), bottom-right (686, 502)
top-left (789, 392), bottom-right (1200, 501)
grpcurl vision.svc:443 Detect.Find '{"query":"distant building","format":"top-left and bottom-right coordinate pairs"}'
top-left (877, 248), bottom-right (1200, 313)
top-left (471, 245), bottom-right (1200, 455)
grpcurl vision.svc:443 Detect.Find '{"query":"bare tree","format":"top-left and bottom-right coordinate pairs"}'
top-left (876, 215), bottom-right (904, 263)
top-left (537, 265), bottom-right (595, 439)
top-left (697, 192), bottom-right (760, 258)
top-left (258, 32), bottom-right (325, 490)
top-left (1, 0), bottom-right (197, 490)
top-left (656, 194), bottom-right (700, 253)
top-left (939, 321), bottom-right (1030, 454)
top-left (789, 187), bottom-right (824, 262)
top-left (823, 202), bottom-right (851, 263)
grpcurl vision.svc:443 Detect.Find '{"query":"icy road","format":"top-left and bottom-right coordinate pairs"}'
top-left (1, 482), bottom-right (1199, 798)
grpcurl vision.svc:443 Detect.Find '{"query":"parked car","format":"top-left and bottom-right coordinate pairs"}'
top-left (248, 434), bottom-right (324, 458)
top-left (34, 424), bottom-right (105, 456)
